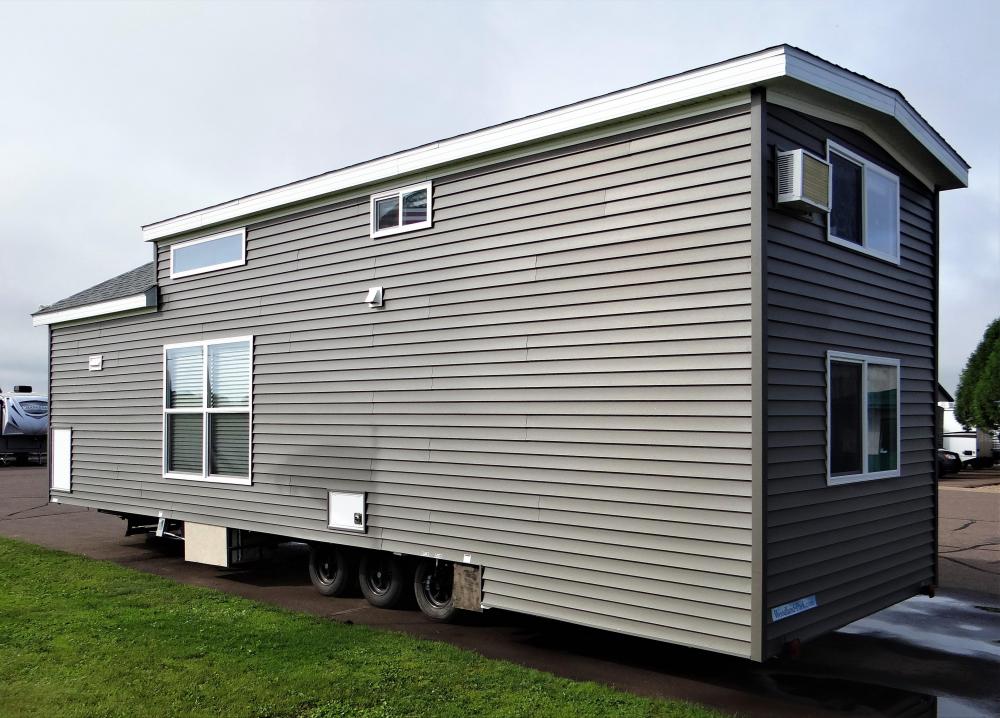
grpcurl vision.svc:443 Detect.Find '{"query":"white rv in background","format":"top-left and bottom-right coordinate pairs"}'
top-left (0, 386), bottom-right (48, 465)
top-left (940, 402), bottom-right (995, 469)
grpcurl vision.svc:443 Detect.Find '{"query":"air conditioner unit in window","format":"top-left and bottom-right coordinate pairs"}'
top-left (776, 148), bottom-right (830, 212)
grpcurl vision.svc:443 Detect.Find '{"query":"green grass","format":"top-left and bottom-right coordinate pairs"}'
top-left (0, 537), bottom-right (726, 718)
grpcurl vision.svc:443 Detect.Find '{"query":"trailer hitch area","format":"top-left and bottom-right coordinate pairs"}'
top-left (118, 514), bottom-right (183, 540)
top-left (124, 515), bottom-right (159, 536)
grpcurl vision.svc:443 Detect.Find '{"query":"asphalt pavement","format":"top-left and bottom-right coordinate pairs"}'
top-left (2, 465), bottom-right (999, 718)
top-left (939, 468), bottom-right (1000, 595)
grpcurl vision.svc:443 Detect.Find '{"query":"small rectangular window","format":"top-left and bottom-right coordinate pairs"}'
top-left (209, 414), bottom-right (250, 477)
top-left (826, 141), bottom-right (900, 264)
top-left (827, 352), bottom-right (900, 485)
top-left (829, 153), bottom-right (863, 246)
top-left (864, 169), bottom-right (900, 259)
top-left (166, 346), bottom-right (203, 408)
top-left (170, 229), bottom-right (246, 278)
top-left (166, 413), bottom-right (204, 475)
top-left (370, 182), bottom-right (432, 238)
top-left (402, 187), bottom-right (428, 225)
top-left (163, 337), bottom-right (252, 484)
top-left (830, 360), bottom-right (863, 475)
top-left (866, 363), bottom-right (899, 473)
top-left (375, 196), bottom-right (400, 231)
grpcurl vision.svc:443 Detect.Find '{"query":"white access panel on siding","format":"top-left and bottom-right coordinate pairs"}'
top-left (51, 428), bottom-right (71, 492)
top-left (328, 492), bottom-right (366, 532)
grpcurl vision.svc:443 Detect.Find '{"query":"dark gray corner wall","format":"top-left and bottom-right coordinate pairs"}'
top-left (763, 103), bottom-right (937, 656)
top-left (49, 103), bottom-right (757, 657)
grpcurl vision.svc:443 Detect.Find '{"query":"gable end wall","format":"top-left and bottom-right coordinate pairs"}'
top-left (763, 102), bottom-right (937, 655)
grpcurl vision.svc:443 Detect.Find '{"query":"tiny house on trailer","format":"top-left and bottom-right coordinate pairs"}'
top-left (33, 46), bottom-right (967, 661)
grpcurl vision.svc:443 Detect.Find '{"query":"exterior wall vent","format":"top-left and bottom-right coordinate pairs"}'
top-left (365, 286), bottom-right (384, 309)
top-left (776, 148), bottom-right (830, 212)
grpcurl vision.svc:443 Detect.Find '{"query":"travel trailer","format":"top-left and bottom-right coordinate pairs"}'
top-left (0, 386), bottom-right (48, 465)
top-left (940, 403), bottom-right (995, 469)
top-left (32, 46), bottom-right (968, 661)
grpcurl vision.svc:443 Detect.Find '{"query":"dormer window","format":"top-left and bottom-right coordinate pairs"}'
top-left (370, 182), bottom-right (432, 238)
top-left (826, 141), bottom-right (899, 264)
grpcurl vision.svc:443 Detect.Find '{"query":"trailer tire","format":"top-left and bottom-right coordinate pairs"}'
top-left (413, 559), bottom-right (456, 622)
top-left (358, 552), bottom-right (408, 608)
top-left (308, 544), bottom-right (356, 597)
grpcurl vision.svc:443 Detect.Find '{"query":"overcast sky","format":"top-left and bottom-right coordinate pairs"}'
top-left (0, 0), bottom-right (997, 395)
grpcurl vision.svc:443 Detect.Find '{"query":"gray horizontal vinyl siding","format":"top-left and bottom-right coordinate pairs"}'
top-left (763, 103), bottom-right (936, 656)
top-left (50, 104), bottom-right (755, 657)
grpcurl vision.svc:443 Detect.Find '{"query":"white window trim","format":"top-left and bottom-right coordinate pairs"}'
top-left (826, 351), bottom-right (901, 486)
top-left (825, 140), bottom-right (900, 265)
top-left (170, 228), bottom-right (247, 279)
top-left (162, 335), bottom-right (253, 485)
top-left (370, 182), bottom-right (432, 238)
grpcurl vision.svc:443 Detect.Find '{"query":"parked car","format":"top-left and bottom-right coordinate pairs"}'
top-left (937, 449), bottom-right (962, 475)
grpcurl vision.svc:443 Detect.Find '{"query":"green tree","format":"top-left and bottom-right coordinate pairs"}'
top-left (954, 317), bottom-right (1000, 430)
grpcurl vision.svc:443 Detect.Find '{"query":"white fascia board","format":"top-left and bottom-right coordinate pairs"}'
top-left (141, 49), bottom-right (788, 242)
top-left (32, 293), bottom-right (154, 326)
top-left (142, 46), bottom-right (967, 243)
top-left (783, 49), bottom-right (968, 187)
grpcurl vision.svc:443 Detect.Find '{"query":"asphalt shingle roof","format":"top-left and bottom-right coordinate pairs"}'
top-left (35, 262), bottom-right (156, 315)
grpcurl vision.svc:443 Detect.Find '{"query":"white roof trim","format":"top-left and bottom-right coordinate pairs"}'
top-left (142, 46), bottom-right (967, 242)
top-left (782, 51), bottom-right (968, 187)
top-left (32, 293), bottom-right (154, 326)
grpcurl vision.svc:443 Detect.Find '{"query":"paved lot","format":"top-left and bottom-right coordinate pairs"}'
top-left (2, 465), bottom-right (999, 717)
top-left (939, 468), bottom-right (1000, 594)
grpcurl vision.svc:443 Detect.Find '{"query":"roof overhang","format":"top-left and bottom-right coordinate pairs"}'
top-left (142, 45), bottom-right (968, 243)
top-left (32, 287), bottom-right (158, 327)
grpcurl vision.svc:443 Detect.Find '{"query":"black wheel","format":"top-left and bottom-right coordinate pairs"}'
top-left (358, 552), bottom-right (408, 608)
top-left (414, 559), bottom-right (457, 622)
top-left (308, 544), bottom-right (356, 597)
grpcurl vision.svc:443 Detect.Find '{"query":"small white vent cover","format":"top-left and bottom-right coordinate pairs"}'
top-left (365, 286), bottom-right (383, 308)
top-left (776, 148), bottom-right (830, 212)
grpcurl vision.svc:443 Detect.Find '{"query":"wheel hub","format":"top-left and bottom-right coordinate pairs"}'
top-left (318, 555), bottom-right (336, 583)
top-left (421, 563), bottom-right (453, 607)
top-left (368, 562), bottom-right (391, 594)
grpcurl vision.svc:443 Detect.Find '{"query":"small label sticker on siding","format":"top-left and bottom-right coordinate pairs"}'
top-left (770, 595), bottom-right (818, 622)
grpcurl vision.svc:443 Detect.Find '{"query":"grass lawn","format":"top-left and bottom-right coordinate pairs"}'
top-left (0, 537), bottom-right (727, 718)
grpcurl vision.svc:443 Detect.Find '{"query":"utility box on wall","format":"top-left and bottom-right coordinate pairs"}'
top-left (184, 522), bottom-right (230, 567)
top-left (328, 491), bottom-right (366, 532)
